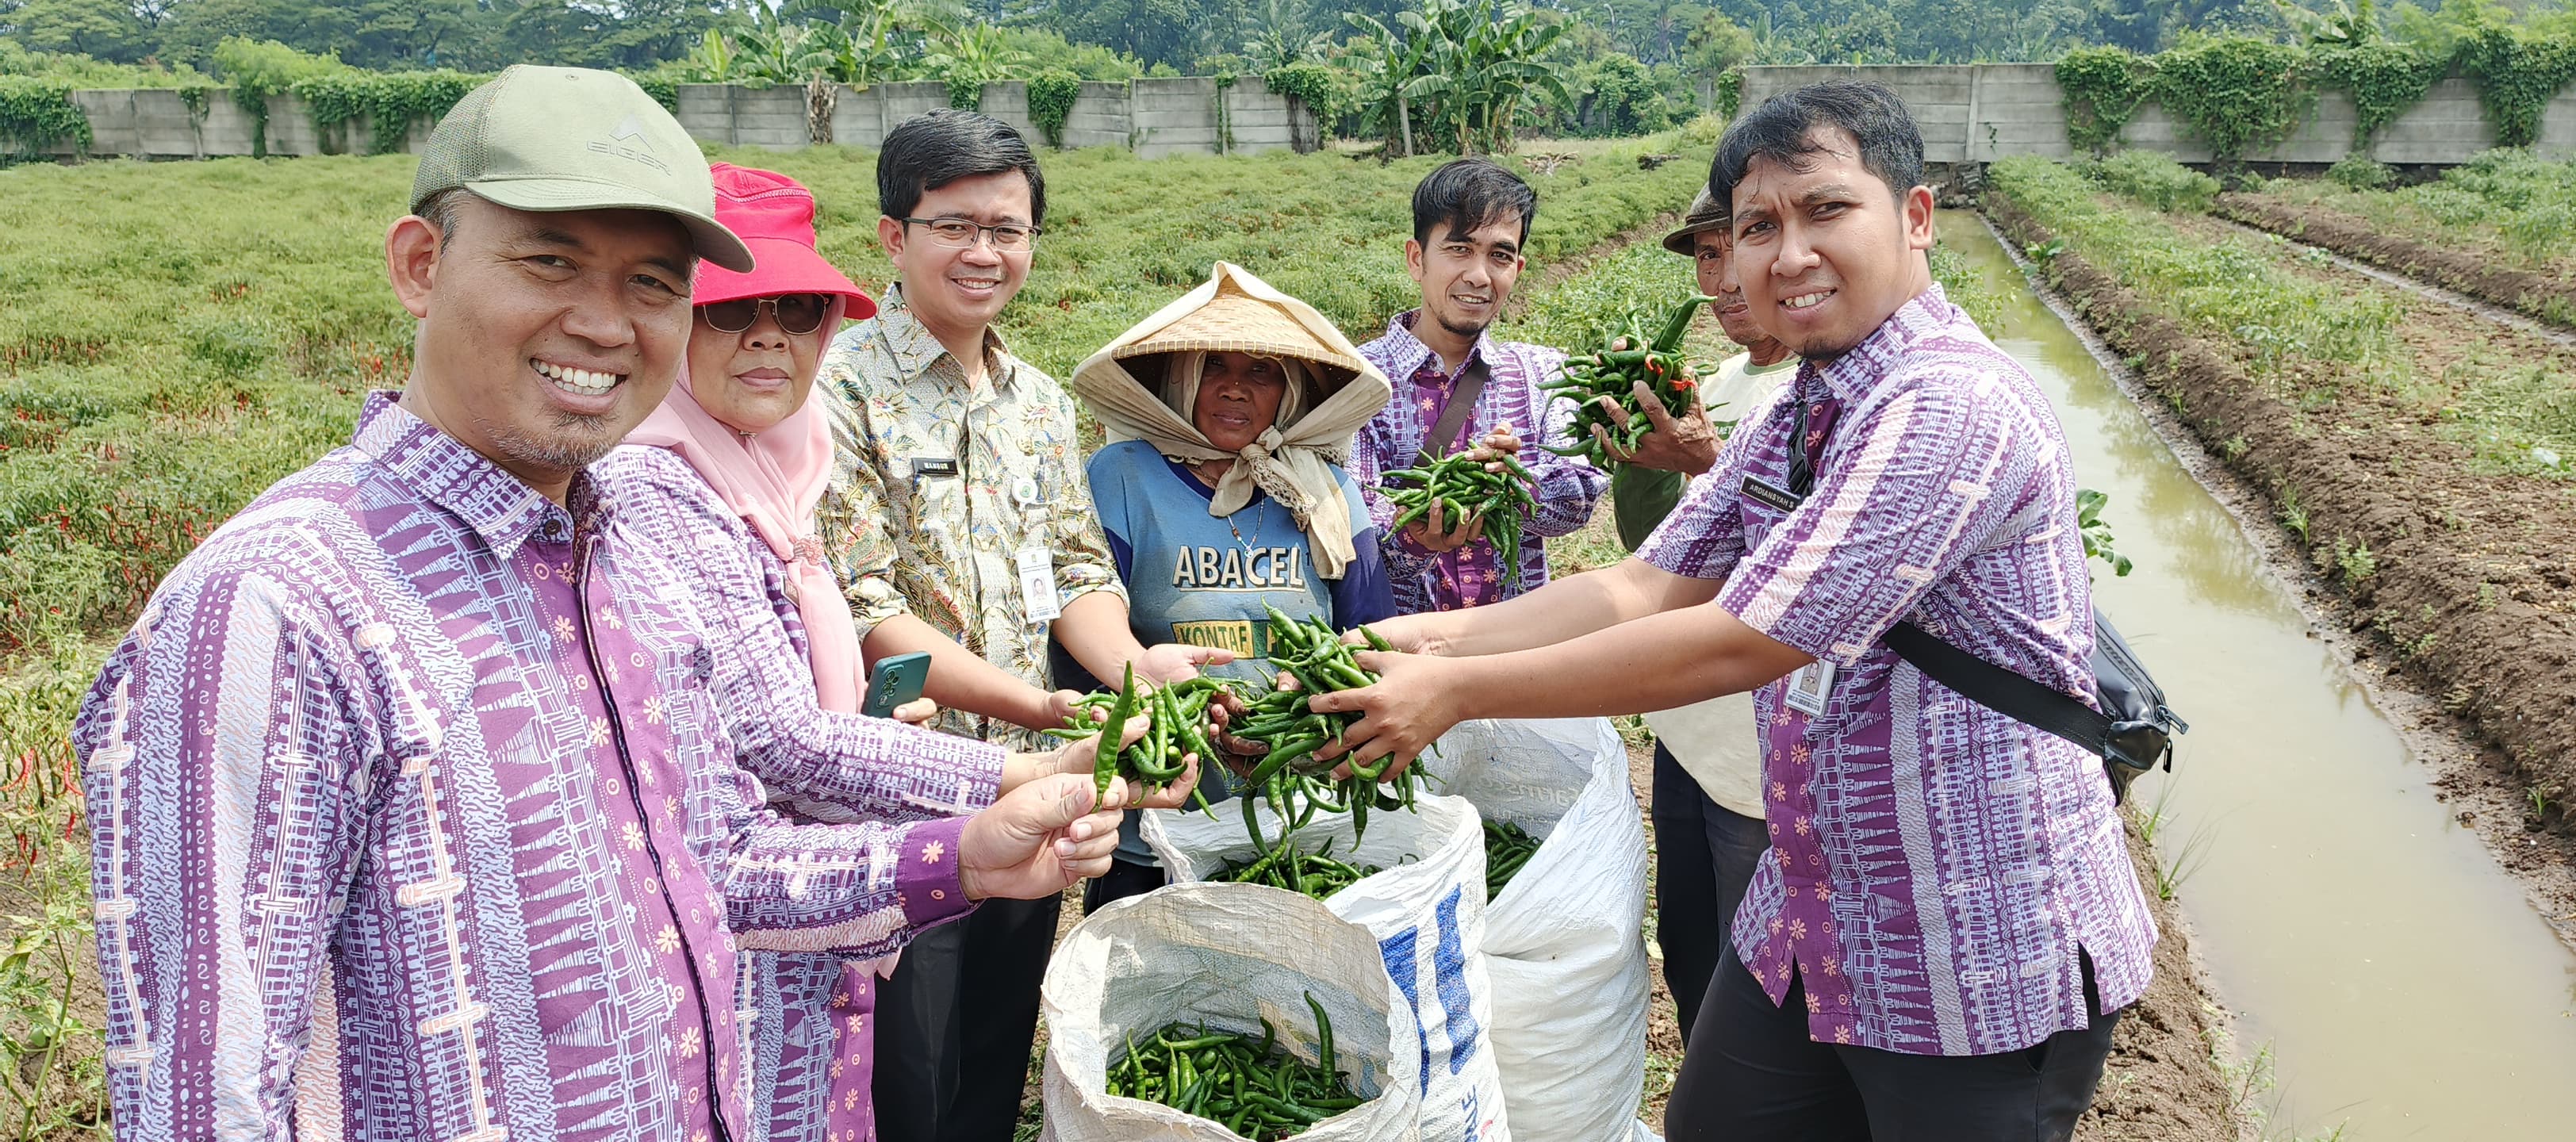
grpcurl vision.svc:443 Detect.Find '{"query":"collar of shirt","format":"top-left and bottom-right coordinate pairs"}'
top-left (877, 282), bottom-right (1022, 392)
top-left (1381, 308), bottom-right (1497, 389)
top-left (350, 390), bottom-right (603, 560)
top-left (1805, 282), bottom-right (1959, 407)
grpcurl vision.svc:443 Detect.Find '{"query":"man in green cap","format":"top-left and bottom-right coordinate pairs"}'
top-left (73, 65), bottom-right (1146, 1141)
top-left (1608, 186), bottom-right (1802, 1044)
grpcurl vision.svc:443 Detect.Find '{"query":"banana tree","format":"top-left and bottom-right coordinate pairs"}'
top-left (1345, 11), bottom-right (1431, 158)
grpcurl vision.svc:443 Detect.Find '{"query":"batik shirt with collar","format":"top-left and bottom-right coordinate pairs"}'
top-left (1352, 310), bottom-right (1606, 613)
top-left (75, 393), bottom-right (1000, 1142)
top-left (814, 284), bottom-right (1123, 752)
top-left (1637, 286), bottom-right (2158, 1056)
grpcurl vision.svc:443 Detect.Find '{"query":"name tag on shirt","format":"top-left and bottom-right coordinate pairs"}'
top-left (1016, 546), bottom-right (1062, 623)
top-left (911, 457), bottom-right (960, 479)
top-left (1784, 658), bottom-right (1836, 717)
top-left (1742, 473), bottom-right (1804, 512)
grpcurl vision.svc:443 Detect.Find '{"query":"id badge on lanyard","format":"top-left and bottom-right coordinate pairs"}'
top-left (1010, 476), bottom-right (1063, 623)
top-left (1753, 387), bottom-right (1838, 716)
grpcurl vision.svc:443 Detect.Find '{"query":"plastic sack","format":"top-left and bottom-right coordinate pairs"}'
top-left (1041, 881), bottom-right (1423, 1142)
top-left (1435, 718), bottom-right (1654, 1142)
top-left (1146, 792), bottom-right (1511, 1142)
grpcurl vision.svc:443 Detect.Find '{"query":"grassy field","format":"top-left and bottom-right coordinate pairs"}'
top-left (2250, 150), bottom-right (2576, 275)
top-left (0, 136), bottom-right (1707, 1135)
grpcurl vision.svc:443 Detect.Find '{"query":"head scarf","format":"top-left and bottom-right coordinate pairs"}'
top-left (628, 296), bottom-right (864, 711)
top-left (1072, 263), bottom-right (1391, 578)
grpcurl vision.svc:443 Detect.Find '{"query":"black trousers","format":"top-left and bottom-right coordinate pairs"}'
top-left (1650, 742), bottom-right (1773, 1042)
top-left (1080, 856), bottom-right (1167, 915)
top-left (869, 892), bottom-right (1061, 1142)
top-left (1665, 944), bottom-right (2123, 1142)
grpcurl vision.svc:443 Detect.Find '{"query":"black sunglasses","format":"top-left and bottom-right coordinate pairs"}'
top-left (699, 293), bottom-right (831, 335)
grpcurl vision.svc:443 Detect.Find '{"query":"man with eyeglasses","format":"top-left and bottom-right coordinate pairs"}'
top-left (812, 108), bottom-right (1226, 1142)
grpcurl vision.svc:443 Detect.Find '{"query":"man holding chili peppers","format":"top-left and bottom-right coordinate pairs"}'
top-left (1348, 158), bottom-right (1608, 614)
top-left (1315, 81), bottom-right (2156, 1141)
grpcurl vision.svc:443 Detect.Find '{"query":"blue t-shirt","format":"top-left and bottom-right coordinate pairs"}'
top-left (1065, 439), bottom-right (1396, 864)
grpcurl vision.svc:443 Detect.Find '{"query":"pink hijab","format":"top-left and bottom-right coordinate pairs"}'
top-left (630, 163), bottom-right (876, 712)
top-left (628, 299), bottom-right (863, 711)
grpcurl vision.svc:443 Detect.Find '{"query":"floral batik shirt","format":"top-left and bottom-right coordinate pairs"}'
top-left (814, 288), bottom-right (1123, 751)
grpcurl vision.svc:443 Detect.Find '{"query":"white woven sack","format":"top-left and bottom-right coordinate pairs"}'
top-left (1040, 881), bottom-right (1422, 1142)
top-left (1145, 792), bottom-right (1512, 1142)
top-left (1433, 718), bottom-right (1653, 1142)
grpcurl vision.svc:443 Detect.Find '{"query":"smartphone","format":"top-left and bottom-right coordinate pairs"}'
top-left (861, 652), bottom-right (932, 719)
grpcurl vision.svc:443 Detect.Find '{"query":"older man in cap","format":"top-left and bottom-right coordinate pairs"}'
top-left (1605, 187), bottom-right (1802, 1042)
top-left (73, 66), bottom-right (1145, 1142)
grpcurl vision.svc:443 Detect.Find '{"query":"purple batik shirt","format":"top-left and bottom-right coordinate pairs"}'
top-left (1637, 286), bottom-right (2156, 1056)
top-left (1354, 311), bottom-right (1606, 612)
top-left (75, 393), bottom-right (1000, 1142)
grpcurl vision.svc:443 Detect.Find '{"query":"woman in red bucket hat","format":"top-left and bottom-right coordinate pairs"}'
top-left (612, 163), bottom-right (1206, 1142)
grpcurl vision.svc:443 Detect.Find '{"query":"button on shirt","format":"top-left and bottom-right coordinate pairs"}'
top-left (815, 288), bottom-right (1124, 750)
top-left (1635, 286), bottom-right (2156, 1056)
top-left (1352, 312), bottom-right (1606, 612)
top-left (75, 394), bottom-right (1002, 1141)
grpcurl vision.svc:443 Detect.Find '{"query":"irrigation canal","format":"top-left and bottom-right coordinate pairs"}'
top-left (1944, 218), bottom-right (2576, 1140)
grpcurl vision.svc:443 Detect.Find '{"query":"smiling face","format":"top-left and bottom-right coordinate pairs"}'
top-left (1405, 213), bottom-right (1527, 344)
top-left (1723, 125), bottom-right (1936, 361)
top-left (878, 171), bottom-right (1035, 347)
top-left (388, 194), bottom-right (694, 495)
top-left (687, 298), bottom-right (830, 435)
top-left (1192, 351), bottom-right (1291, 453)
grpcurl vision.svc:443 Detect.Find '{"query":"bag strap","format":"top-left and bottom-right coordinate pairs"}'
top-left (1883, 621), bottom-right (2118, 758)
top-left (1418, 360), bottom-right (1489, 464)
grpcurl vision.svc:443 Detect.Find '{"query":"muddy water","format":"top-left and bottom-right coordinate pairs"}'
top-left (1944, 220), bottom-right (2576, 1140)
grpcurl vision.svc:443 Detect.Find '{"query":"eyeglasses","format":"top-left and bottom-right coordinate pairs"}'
top-left (699, 293), bottom-right (831, 335)
top-left (900, 217), bottom-right (1041, 251)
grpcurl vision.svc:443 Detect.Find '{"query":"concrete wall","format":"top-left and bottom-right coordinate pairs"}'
top-left (1736, 63), bottom-right (2576, 164)
top-left (14, 77), bottom-right (1313, 161)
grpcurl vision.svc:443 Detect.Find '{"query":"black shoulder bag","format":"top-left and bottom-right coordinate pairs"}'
top-left (1783, 397), bottom-right (2189, 802)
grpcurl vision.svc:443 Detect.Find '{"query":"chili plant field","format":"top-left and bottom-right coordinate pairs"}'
top-left (1987, 154), bottom-right (2576, 872)
top-left (2214, 151), bottom-right (2576, 332)
top-left (0, 136), bottom-right (1704, 1135)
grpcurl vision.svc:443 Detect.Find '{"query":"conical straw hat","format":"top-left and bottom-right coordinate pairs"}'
top-left (1112, 276), bottom-right (1369, 383)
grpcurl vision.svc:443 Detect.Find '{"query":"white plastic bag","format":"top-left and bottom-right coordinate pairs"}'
top-left (1146, 792), bottom-right (1511, 1142)
top-left (1433, 718), bottom-right (1654, 1142)
top-left (1041, 881), bottom-right (1424, 1142)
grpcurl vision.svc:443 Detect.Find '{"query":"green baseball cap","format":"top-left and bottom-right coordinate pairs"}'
top-left (412, 65), bottom-right (755, 272)
top-left (1662, 186), bottom-right (1727, 256)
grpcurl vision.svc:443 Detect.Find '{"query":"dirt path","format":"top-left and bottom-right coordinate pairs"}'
top-left (2214, 191), bottom-right (2576, 331)
top-left (1985, 194), bottom-right (2576, 948)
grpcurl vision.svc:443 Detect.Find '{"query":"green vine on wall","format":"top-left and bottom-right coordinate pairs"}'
top-left (631, 75), bottom-right (680, 114)
top-left (2315, 42), bottom-right (2448, 147)
top-left (295, 71), bottom-right (482, 155)
top-left (0, 78), bottom-right (91, 159)
top-left (2056, 47), bottom-right (2153, 155)
top-left (1213, 71), bottom-right (1235, 154)
top-left (1715, 65), bottom-right (1746, 120)
top-left (2458, 27), bottom-right (2576, 148)
top-left (2152, 36), bottom-right (2314, 165)
top-left (945, 75), bottom-right (983, 110)
top-left (1263, 61), bottom-right (1340, 141)
top-left (1027, 70), bottom-right (1081, 148)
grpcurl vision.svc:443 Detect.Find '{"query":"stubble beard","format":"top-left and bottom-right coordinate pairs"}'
top-left (479, 408), bottom-right (624, 477)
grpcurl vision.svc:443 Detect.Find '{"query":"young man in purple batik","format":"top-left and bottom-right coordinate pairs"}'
top-left (1308, 82), bottom-right (2157, 1141)
top-left (1350, 158), bottom-right (1606, 615)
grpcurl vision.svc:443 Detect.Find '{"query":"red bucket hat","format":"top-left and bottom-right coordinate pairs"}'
top-left (694, 163), bottom-right (877, 320)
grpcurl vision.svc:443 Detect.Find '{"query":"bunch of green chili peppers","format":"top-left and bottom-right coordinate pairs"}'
top-left (1048, 661), bottom-right (1224, 811)
top-left (1482, 819), bottom-right (1542, 899)
top-left (1108, 994), bottom-right (1367, 1139)
top-left (1541, 293), bottom-right (1722, 468)
top-left (1376, 450), bottom-right (1540, 591)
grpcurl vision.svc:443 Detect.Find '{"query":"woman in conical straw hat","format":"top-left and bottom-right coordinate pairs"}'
top-left (1066, 261), bottom-right (1397, 910)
